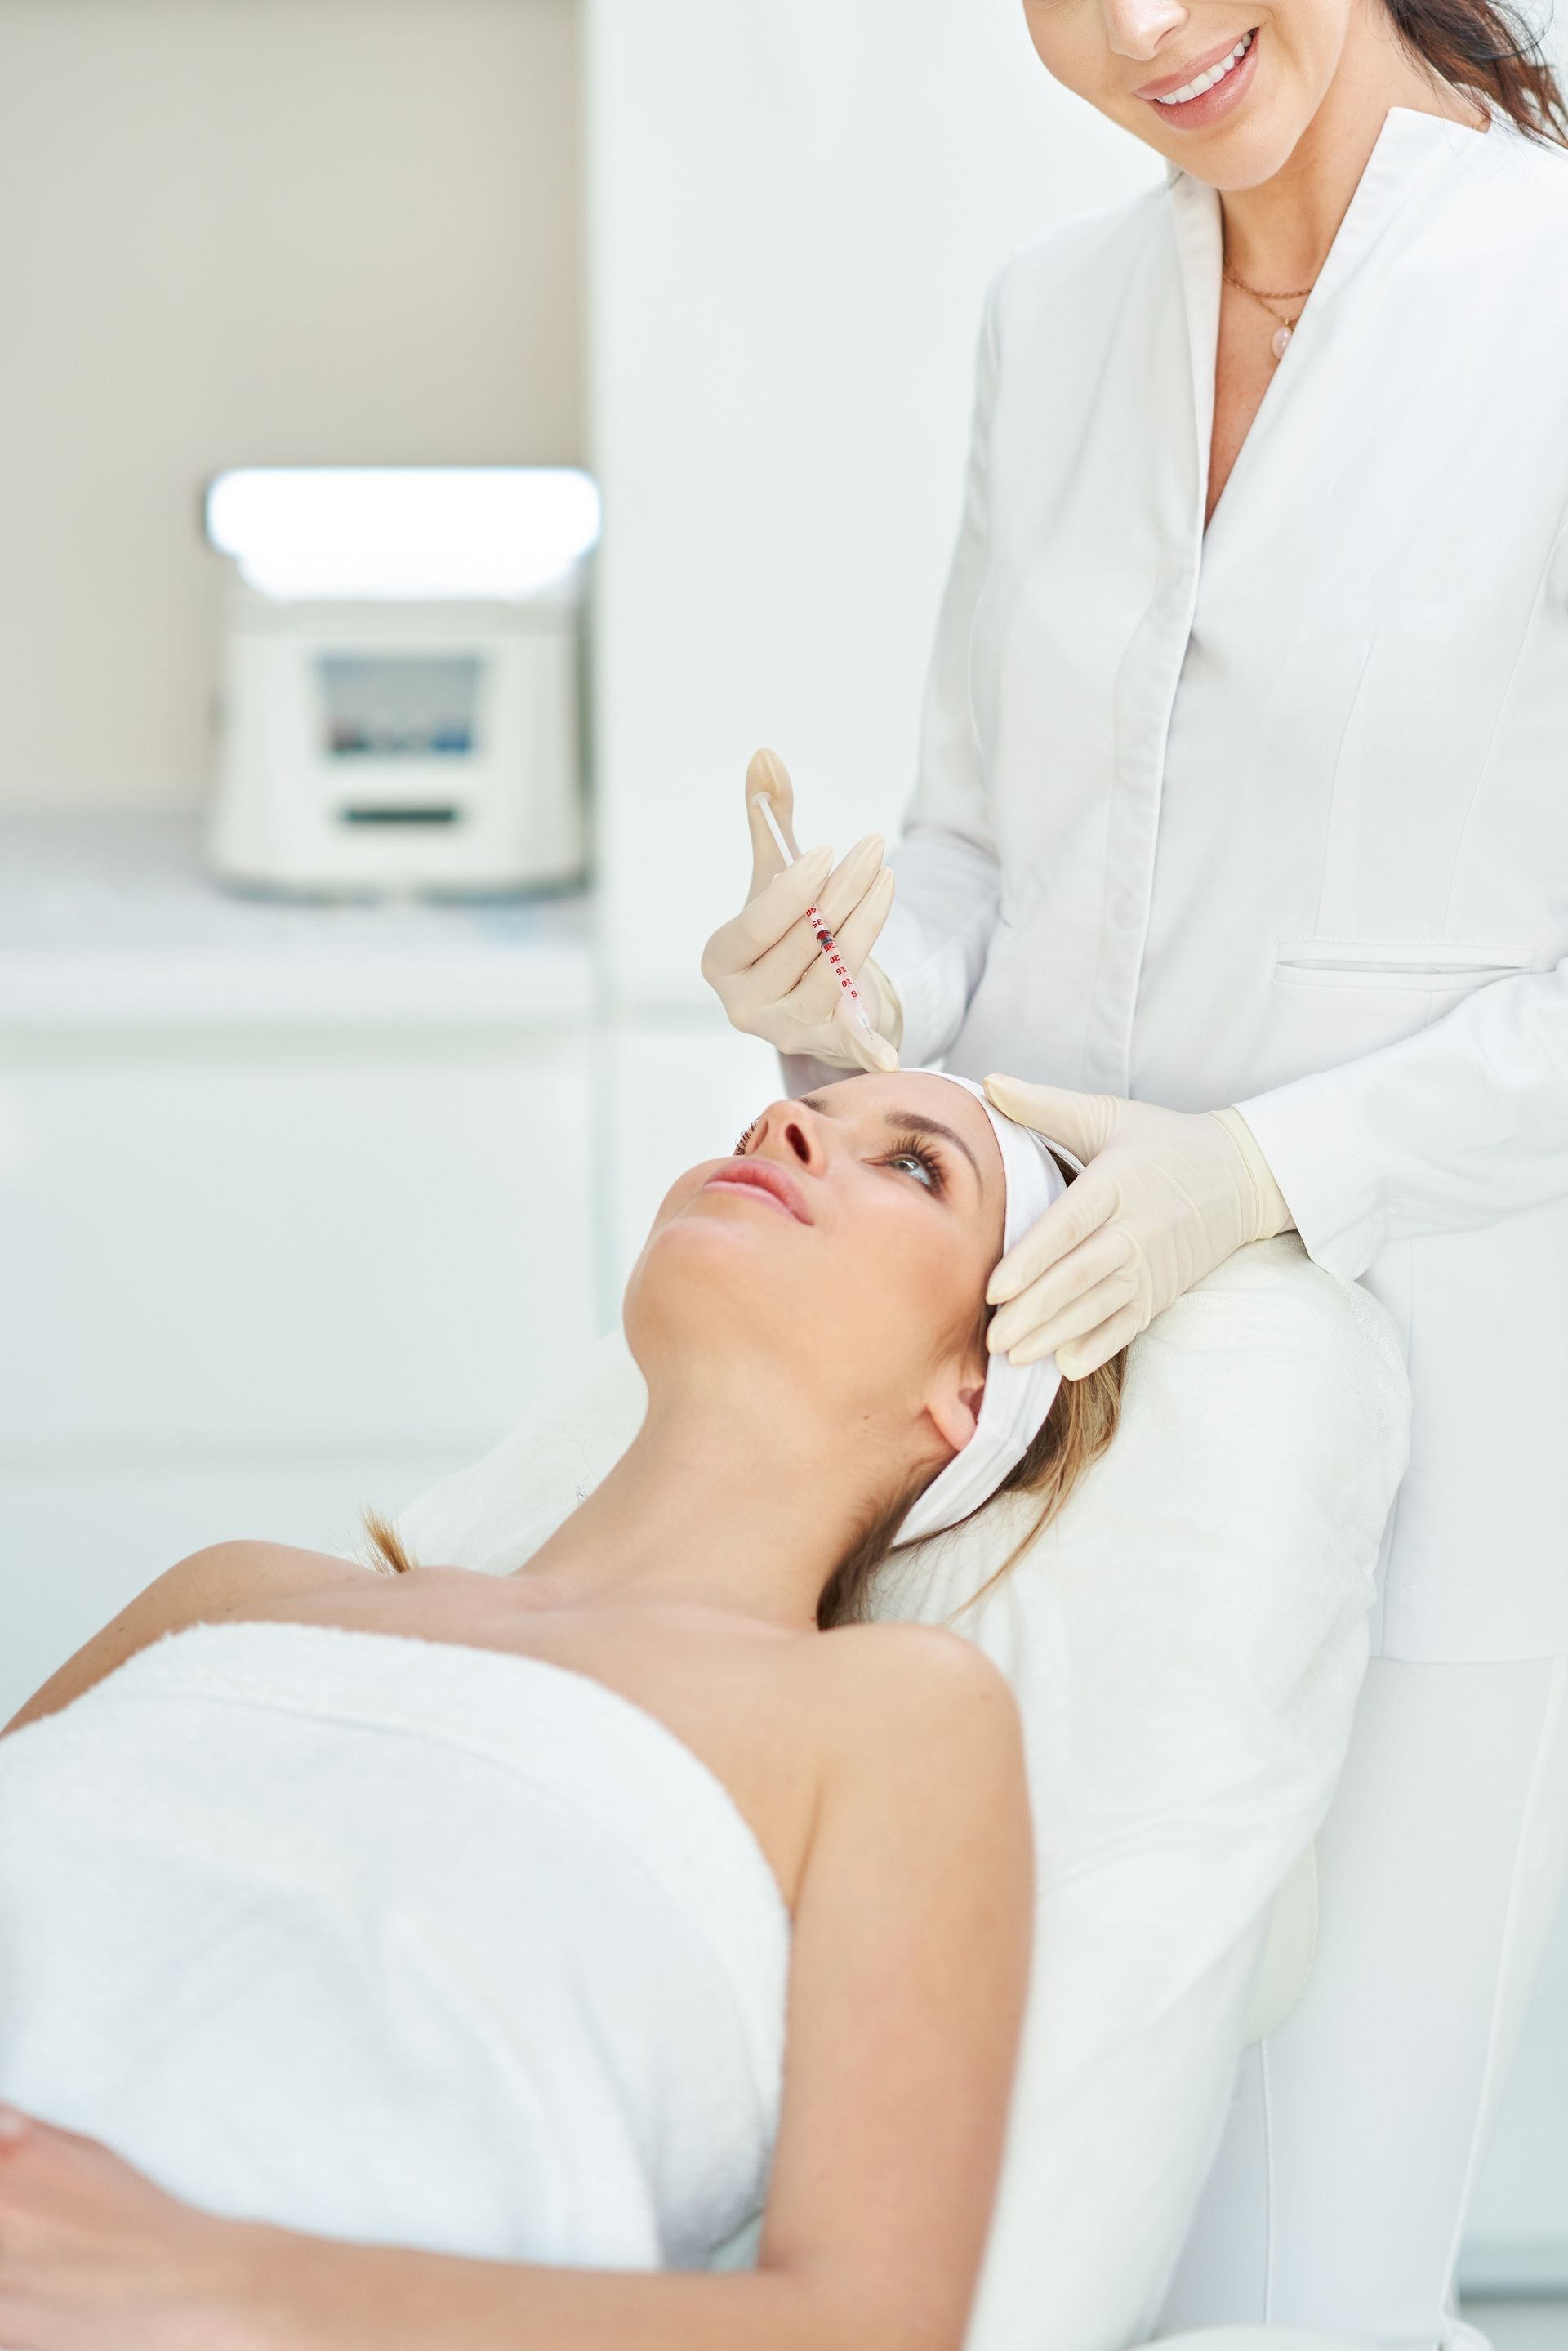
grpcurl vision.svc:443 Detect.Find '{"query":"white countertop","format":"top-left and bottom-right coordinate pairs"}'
top-left (0, 814), bottom-right (596, 1028)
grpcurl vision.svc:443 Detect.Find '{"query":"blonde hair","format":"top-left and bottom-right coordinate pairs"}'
top-left (813, 1344), bottom-right (1125, 1631)
top-left (363, 1351), bottom-right (1125, 1626)
top-left (363, 1505), bottom-right (417, 1579)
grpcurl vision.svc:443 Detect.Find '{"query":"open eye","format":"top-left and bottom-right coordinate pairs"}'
top-left (880, 1135), bottom-right (947, 1194)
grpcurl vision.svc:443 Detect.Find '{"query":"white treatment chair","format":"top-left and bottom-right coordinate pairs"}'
top-left (393, 1234), bottom-right (1412, 2351)
top-left (1158, 1644), bottom-right (1568, 2351)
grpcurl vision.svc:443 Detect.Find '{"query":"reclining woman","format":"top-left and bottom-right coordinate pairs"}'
top-left (0, 1068), bottom-right (1124, 2351)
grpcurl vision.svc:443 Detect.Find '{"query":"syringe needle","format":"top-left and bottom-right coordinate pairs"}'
top-left (748, 788), bottom-right (889, 1058)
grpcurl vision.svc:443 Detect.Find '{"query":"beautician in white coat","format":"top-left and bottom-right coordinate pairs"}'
top-left (704, 1), bottom-right (1568, 2343)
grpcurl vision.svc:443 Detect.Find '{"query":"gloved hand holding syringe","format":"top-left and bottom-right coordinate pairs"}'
top-left (700, 748), bottom-right (902, 1073)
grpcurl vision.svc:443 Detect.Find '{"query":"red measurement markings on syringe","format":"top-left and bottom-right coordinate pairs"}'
top-left (805, 908), bottom-right (862, 1000)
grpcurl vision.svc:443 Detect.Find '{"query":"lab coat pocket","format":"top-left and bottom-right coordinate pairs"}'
top-left (1271, 939), bottom-right (1539, 1042)
top-left (1272, 939), bottom-right (1536, 992)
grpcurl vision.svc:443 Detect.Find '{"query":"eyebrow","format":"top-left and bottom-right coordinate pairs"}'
top-left (800, 1093), bottom-right (983, 1187)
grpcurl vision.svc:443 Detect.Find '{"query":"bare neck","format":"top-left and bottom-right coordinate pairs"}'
top-left (1218, 0), bottom-right (1489, 286)
top-left (514, 1379), bottom-right (905, 1634)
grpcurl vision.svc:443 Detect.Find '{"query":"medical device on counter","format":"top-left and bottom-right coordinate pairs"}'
top-left (203, 469), bottom-right (599, 898)
top-left (748, 755), bottom-right (884, 1056)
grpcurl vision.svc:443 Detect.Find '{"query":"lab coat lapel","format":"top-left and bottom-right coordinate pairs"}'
top-left (1079, 107), bottom-right (1490, 1097)
top-left (1076, 186), bottom-right (1210, 1095)
top-left (1165, 159), bottom-right (1221, 529)
top-left (1172, 105), bottom-right (1490, 554)
top-left (1302, 103), bottom-right (1495, 307)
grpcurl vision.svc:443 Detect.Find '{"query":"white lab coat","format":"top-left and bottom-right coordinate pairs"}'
top-left (878, 102), bottom-right (1568, 1664)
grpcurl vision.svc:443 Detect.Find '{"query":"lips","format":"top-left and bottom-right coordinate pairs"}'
top-left (702, 1159), bottom-right (812, 1225)
top-left (1136, 25), bottom-right (1256, 104)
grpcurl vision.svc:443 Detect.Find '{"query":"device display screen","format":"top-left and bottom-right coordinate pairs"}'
top-left (319, 654), bottom-right (482, 759)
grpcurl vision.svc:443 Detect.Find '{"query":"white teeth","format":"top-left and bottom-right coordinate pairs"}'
top-left (1154, 27), bottom-right (1254, 105)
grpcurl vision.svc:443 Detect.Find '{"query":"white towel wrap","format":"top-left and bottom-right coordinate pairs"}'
top-left (0, 1618), bottom-right (790, 2269)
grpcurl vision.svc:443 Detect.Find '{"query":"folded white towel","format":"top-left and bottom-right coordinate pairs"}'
top-left (0, 1618), bottom-right (789, 2270)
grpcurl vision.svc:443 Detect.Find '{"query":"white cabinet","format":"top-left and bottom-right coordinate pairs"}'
top-left (0, 816), bottom-right (598, 1722)
top-left (2, 1040), bottom-right (595, 1452)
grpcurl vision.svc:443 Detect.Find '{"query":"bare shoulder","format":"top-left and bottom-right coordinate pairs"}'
top-left (97, 1538), bottom-right (376, 1640)
top-left (812, 1616), bottom-right (1018, 1709)
top-left (795, 1619), bottom-right (1025, 1787)
top-left (2, 1540), bottom-right (374, 1738)
top-left (153, 1538), bottom-right (373, 1611)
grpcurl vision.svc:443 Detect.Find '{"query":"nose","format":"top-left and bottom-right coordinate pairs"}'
top-left (1101, 0), bottom-right (1188, 64)
top-left (751, 1098), bottom-right (830, 1176)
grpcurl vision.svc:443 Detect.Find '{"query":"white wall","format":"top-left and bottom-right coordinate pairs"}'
top-left (0, 1004), bottom-right (598, 1729)
top-left (0, 0), bottom-right (581, 811)
top-left (585, 0), bottom-right (1159, 1010)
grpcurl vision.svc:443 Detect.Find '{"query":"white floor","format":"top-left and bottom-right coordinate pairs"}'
top-left (1461, 2304), bottom-right (1568, 2350)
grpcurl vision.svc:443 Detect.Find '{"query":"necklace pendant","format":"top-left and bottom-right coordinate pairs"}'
top-left (1270, 323), bottom-right (1293, 360)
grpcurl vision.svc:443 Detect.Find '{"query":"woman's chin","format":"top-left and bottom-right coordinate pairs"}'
top-left (625, 1212), bottom-right (808, 1344)
top-left (652, 1191), bottom-right (807, 1266)
top-left (1205, 118), bottom-right (1311, 190)
top-left (1121, 44), bottom-right (1313, 191)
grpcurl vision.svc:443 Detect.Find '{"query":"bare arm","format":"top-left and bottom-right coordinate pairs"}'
top-left (2, 1541), bottom-right (373, 1738)
top-left (200, 1629), bottom-right (1034, 2351)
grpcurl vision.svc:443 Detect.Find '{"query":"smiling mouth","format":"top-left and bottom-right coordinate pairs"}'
top-left (1144, 25), bottom-right (1256, 105)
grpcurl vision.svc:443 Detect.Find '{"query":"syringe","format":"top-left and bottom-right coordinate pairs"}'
top-left (746, 758), bottom-right (894, 1066)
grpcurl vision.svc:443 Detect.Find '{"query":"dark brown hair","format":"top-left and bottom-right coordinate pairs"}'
top-left (1387, 0), bottom-right (1567, 141)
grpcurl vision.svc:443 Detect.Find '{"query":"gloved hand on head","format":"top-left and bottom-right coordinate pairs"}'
top-left (982, 1078), bottom-right (1296, 1377)
top-left (700, 750), bottom-right (903, 1074)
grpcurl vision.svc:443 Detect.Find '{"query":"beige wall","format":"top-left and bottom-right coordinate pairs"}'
top-left (0, 0), bottom-right (581, 810)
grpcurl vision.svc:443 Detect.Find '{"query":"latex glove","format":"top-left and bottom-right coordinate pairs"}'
top-left (700, 749), bottom-right (902, 1073)
top-left (982, 1079), bottom-right (1294, 1376)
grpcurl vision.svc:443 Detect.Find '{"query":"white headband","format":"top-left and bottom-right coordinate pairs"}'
top-left (893, 1073), bottom-right (1080, 1548)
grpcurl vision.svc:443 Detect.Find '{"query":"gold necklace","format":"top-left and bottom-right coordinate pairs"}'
top-left (1221, 258), bottom-right (1316, 361)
